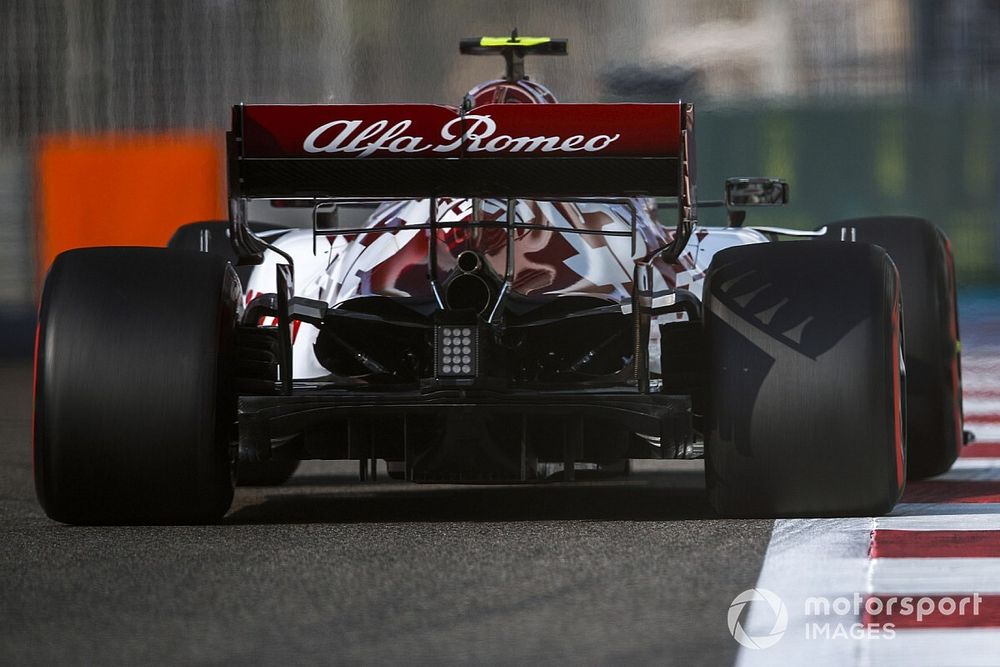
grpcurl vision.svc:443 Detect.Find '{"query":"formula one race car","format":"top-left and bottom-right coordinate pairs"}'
top-left (33, 35), bottom-right (965, 523)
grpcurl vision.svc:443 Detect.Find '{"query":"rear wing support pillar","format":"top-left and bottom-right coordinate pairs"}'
top-left (633, 103), bottom-right (698, 393)
top-left (426, 198), bottom-right (445, 309)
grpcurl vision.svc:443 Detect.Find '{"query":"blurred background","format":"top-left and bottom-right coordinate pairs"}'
top-left (1, 0), bottom-right (998, 356)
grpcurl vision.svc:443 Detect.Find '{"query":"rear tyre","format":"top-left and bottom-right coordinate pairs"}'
top-left (704, 242), bottom-right (905, 517)
top-left (822, 217), bottom-right (962, 478)
top-left (171, 221), bottom-right (304, 488)
top-left (167, 220), bottom-right (289, 287)
top-left (34, 247), bottom-right (240, 524)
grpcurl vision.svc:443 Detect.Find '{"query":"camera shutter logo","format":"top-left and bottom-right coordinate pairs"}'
top-left (728, 588), bottom-right (788, 649)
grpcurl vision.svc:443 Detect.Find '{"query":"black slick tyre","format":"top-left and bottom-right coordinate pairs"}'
top-left (822, 217), bottom-right (962, 478)
top-left (170, 219), bottom-right (300, 488)
top-left (34, 247), bottom-right (240, 524)
top-left (704, 242), bottom-right (905, 517)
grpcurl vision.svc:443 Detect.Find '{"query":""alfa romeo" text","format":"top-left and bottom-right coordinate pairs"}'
top-left (303, 115), bottom-right (621, 156)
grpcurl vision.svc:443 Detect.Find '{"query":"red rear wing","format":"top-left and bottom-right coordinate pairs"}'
top-left (228, 102), bottom-right (691, 200)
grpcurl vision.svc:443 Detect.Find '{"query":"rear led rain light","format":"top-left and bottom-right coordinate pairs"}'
top-left (436, 325), bottom-right (478, 378)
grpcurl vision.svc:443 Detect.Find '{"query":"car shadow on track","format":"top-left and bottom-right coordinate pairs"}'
top-left (224, 464), bottom-right (718, 524)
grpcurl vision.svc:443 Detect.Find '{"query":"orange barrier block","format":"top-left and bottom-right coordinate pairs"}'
top-left (36, 133), bottom-right (224, 282)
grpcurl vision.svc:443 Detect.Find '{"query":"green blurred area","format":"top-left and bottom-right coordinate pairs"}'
top-left (696, 102), bottom-right (1000, 283)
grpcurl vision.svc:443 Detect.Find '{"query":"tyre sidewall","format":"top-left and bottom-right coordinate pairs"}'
top-left (34, 247), bottom-right (239, 524)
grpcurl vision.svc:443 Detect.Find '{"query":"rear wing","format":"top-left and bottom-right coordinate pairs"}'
top-left (227, 101), bottom-right (695, 263)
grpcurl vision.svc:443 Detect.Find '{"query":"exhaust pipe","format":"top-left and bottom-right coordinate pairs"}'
top-left (446, 273), bottom-right (492, 314)
top-left (446, 251), bottom-right (494, 314)
top-left (456, 250), bottom-right (482, 274)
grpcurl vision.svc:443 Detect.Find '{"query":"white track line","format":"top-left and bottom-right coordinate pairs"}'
top-left (967, 424), bottom-right (1000, 440)
top-left (962, 352), bottom-right (1000, 361)
top-left (735, 518), bottom-right (872, 666)
top-left (876, 513), bottom-right (1000, 531)
top-left (890, 503), bottom-right (1000, 516)
top-left (948, 458), bottom-right (1000, 470)
top-left (869, 558), bottom-right (1000, 595)
top-left (964, 378), bottom-right (1000, 391)
top-left (962, 357), bottom-right (1000, 367)
top-left (963, 365), bottom-right (1000, 373)
top-left (964, 398), bottom-right (1000, 413)
top-left (737, 505), bottom-right (1000, 662)
top-left (931, 458), bottom-right (1000, 481)
top-left (860, 629), bottom-right (1000, 667)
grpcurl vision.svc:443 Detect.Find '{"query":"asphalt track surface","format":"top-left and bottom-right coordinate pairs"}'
top-left (0, 363), bottom-right (773, 665)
